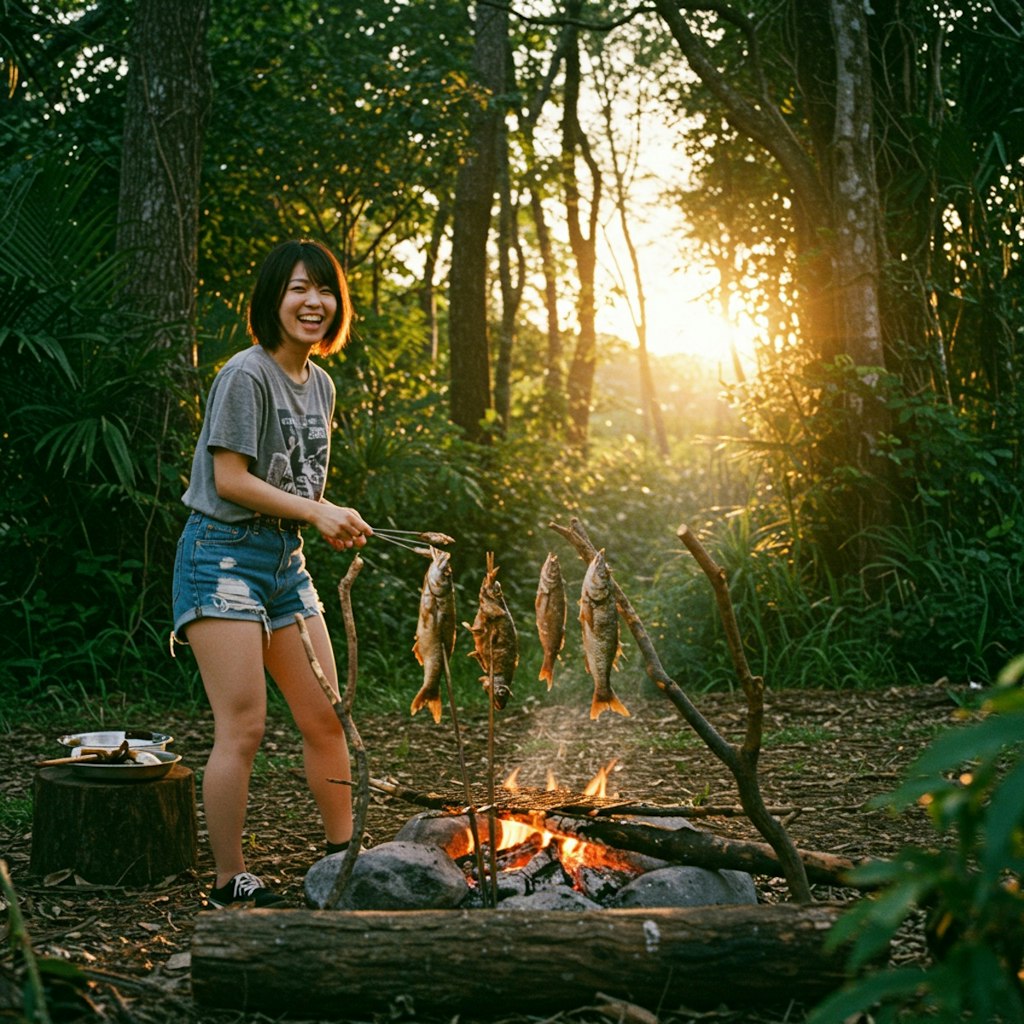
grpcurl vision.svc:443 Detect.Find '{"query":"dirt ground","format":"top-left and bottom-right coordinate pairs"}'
top-left (1, 681), bottom-right (970, 1024)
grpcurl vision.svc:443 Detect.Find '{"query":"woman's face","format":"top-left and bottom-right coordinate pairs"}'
top-left (277, 261), bottom-right (338, 348)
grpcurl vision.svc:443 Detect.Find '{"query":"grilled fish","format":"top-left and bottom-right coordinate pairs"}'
top-left (535, 552), bottom-right (567, 689)
top-left (411, 548), bottom-right (456, 723)
top-left (579, 550), bottom-right (629, 720)
top-left (465, 552), bottom-right (519, 709)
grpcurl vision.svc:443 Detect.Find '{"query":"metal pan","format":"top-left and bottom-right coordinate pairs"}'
top-left (58, 730), bottom-right (173, 752)
top-left (66, 749), bottom-right (181, 782)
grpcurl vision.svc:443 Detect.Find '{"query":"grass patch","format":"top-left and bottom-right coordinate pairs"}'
top-left (0, 795), bottom-right (33, 832)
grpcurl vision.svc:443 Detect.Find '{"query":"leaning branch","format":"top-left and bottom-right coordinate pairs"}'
top-left (294, 555), bottom-right (369, 909)
top-left (549, 516), bottom-right (812, 903)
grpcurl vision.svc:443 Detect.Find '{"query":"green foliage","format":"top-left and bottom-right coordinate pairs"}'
top-left (0, 153), bottom-right (198, 701)
top-left (863, 515), bottom-right (1024, 684)
top-left (808, 670), bottom-right (1024, 1024)
top-left (200, 0), bottom-right (472, 286)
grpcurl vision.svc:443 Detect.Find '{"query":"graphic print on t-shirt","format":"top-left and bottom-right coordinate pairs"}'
top-left (266, 411), bottom-right (329, 500)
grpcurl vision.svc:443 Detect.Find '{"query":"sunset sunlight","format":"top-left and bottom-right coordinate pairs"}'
top-left (599, 274), bottom-right (759, 373)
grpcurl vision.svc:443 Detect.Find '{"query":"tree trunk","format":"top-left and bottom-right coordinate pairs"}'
top-left (562, 7), bottom-right (601, 451)
top-left (530, 188), bottom-right (567, 434)
top-left (827, 3), bottom-right (888, 355)
top-left (419, 199), bottom-right (450, 362)
top-left (448, 2), bottom-right (507, 441)
top-left (192, 904), bottom-right (851, 1017)
top-left (494, 102), bottom-right (523, 432)
top-left (116, 0), bottom-right (210, 367)
top-left (517, 23), bottom-right (572, 437)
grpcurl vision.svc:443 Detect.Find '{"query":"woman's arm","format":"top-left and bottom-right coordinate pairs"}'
top-left (213, 449), bottom-right (371, 549)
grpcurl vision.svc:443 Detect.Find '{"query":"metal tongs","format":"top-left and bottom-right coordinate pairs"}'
top-left (371, 528), bottom-right (455, 557)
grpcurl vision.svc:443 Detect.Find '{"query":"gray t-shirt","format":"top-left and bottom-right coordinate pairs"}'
top-left (182, 345), bottom-right (335, 523)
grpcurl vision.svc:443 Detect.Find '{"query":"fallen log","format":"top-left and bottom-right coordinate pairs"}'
top-left (191, 903), bottom-right (851, 1017)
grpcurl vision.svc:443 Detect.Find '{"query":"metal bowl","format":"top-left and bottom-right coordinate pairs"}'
top-left (58, 730), bottom-right (173, 752)
top-left (67, 749), bottom-right (181, 783)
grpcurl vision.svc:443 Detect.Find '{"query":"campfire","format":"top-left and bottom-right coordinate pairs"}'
top-left (441, 761), bottom-right (654, 904)
top-left (193, 518), bottom-right (857, 1019)
top-left (300, 756), bottom-right (763, 915)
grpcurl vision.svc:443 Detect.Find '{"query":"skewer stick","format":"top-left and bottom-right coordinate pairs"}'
top-left (486, 633), bottom-right (499, 909)
top-left (293, 555), bottom-right (370, 909)
top-left (373, 527), bottom-right (455, 546)
top-left (439, 638), bottom-right (490, 906)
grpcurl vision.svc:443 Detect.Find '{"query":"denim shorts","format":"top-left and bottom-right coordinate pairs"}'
top-left (172, 510), bottom-right (324, 644)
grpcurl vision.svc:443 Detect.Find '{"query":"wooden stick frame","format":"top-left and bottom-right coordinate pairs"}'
top-left (549, 516), bottom-right (813, 903)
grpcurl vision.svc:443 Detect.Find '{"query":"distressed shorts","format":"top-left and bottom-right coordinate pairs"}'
top-left (172, 510), bottom-right (324, 644)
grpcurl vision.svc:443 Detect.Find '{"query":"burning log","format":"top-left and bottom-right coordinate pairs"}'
top-left (191, 903), bottom-right (852, 1017)
top-left (497, 810), bottom-right (866, 888)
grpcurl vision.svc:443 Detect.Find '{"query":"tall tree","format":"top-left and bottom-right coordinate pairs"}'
top-left (116, 0), bottom-right (211, 366)
top-left (650, 0), bottom-right (891, 535)
top-left (562, 0), bottom-right (602, 450)
top-left (448, 1), bottom-right (509, 441)
top-left (517, 22), bottom-right (574, 437)
top-left (594, 48), bottom-right (669, 457)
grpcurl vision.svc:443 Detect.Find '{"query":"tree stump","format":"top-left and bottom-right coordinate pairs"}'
top-left (192, 903), bottom-right (852, 1016)
top-left (30, 765), bottom-right (198, 886)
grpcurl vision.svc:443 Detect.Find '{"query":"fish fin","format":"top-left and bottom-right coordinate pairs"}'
top-left (539, 657), bottom-right (554, 689)
top-left (590, 690), bottom-right (631, 720)
top-left (410, 685), bottom-right (443, 723)
top-left (411, 639), bottom-right (425, 667)
top-left (611, 642), bottom-right (623, 671)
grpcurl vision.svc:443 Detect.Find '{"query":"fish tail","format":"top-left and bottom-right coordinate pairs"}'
top-left (590, 689), bottom-right (631, 720)
top-left (410, 684), bottom-right (443, 724)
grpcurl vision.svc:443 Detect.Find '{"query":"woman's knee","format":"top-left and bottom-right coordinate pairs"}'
top-left (213, 714), bottom-right (266, 759)
top-left (298, 709), bottom-right (344, 749)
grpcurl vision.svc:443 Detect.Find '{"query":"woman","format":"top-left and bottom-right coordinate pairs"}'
top-left (172, 239), bottom-right (371, 908)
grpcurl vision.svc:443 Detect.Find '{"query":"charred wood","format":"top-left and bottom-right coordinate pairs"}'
top-left (498, 810), bottom-right (868, 888)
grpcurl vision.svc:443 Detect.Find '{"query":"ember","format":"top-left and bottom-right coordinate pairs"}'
top-left (451, 812), bottom-right (647, 896)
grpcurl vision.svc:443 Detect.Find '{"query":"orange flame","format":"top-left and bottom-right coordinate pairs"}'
top-left (503, 766), bottom-right (521, 791)
top-left (583, 758), bottom-right (618, 798)
top-left (545, 769), bottom-right (558, 791)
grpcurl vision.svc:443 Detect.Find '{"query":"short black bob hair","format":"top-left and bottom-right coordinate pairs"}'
top-left (247, 239), bottom-right (353, 357)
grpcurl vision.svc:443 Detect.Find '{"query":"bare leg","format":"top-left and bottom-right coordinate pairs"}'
top-left (265, 614), bottom-right (353, 847)
top-left (187, 618), bottom-right (268, 888)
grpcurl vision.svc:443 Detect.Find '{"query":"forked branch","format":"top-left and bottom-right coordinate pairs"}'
top-left (549, 516), bottom-right (812, 903)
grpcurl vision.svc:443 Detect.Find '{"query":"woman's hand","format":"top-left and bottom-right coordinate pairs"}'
top-left (312, 502), bottom-right (372, 551)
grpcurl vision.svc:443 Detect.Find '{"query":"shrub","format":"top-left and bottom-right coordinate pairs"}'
top-left (809, 659), bottom-right (1024, 1024)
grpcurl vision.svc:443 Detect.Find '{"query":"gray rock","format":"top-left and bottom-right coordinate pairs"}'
top-left (392, 811), bottom-right (494, 859)
top-left (608, 865), bottom-right (757, 909)
top-left (498, 886), bottom-right (602, 912)
top-left (304, 840), bottom-right (470, 910)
